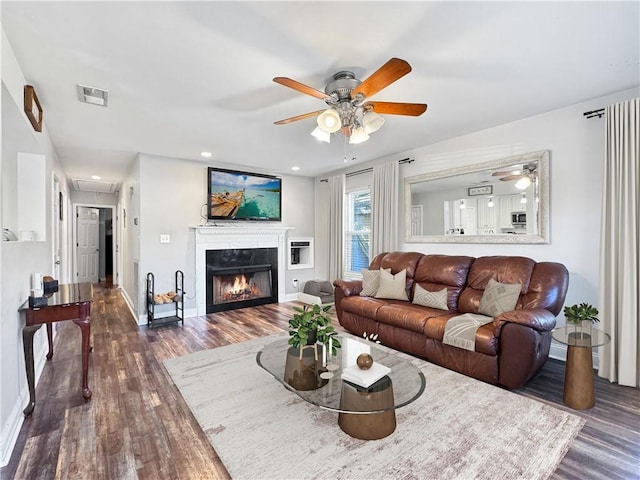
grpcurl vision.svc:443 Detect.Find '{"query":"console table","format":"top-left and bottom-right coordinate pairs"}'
top-left (19, 283), bottom-right (93, 416)
top-left (552, 325), bottom-right (610, 410)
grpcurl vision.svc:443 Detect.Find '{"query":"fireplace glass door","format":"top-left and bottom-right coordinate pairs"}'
top-left (212, 266), bottom-right (272, 306)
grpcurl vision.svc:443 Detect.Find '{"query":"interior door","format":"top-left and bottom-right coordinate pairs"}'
top-left (77, 207), bottom-right (99, 283)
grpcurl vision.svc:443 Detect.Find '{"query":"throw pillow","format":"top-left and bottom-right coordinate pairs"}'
top-left (478, 278), bottom-right (521, 317)
top-left (413, 284), bottom-right (449, 310)
top-left (360, 268), bottom-right (390, 297)
top-left (375, 269), bottom-right (409, 301)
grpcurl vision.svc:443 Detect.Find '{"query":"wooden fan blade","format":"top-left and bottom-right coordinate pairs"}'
top-left (351, 58), bottom-right (412, 99)
top-left (274, 110), bottom-right (326, 125)
top-left (499, 174), bottom-right (525, 182)
top-left (273, 77), bottom-right (330, 100)
top-left (492, 170), bottom-right (523, 177)
top-left (365, 101), bottom-right (427, 116)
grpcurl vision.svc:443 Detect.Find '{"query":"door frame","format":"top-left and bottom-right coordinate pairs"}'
top-left (52, 174), bottom-right (62, 280)
top-left (72, 202), bottom-right (118, 285)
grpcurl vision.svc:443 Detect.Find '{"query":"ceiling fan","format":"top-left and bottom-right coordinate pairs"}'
top-left (492, 163), bottom-right (538, 189)
top-left (273, 58), bottom-right (427, 144)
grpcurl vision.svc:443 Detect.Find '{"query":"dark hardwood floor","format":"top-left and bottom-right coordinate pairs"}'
top-left (2, 285), bottom-right (638, 479)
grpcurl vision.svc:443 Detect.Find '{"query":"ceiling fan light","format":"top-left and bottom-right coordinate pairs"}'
top-left (362, 110), bottom-right (385, 134)
top-left (349, 127), bottom-right (370, 144)
top-left (515, 176), bottom-right (531, 190)
top-left (310, 126), bottom-right (331, 143)
top-left (317, 108), bottom-right (341, 133)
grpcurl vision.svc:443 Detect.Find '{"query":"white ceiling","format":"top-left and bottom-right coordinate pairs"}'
top-left (2, 1), bottom-right (638, 187)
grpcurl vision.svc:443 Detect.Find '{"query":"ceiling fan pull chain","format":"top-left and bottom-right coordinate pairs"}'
top-left (343, 135), bottom-right (348, 163)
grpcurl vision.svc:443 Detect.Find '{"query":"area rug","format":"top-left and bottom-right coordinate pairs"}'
top-left (164, 335), bottom-right (584, 480)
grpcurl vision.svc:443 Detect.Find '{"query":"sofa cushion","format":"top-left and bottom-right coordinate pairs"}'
top-left (340, 296), bottom-right (387, 319)
top-left (413, 254), bottom-right (475, 310)
top-left (376, 302), bottom-right (440, 334)
top-left (458, 256), bottom-right (534, 313)
top-left (370, 251), bottom-right (423, 297)
top-left (375, 269), bottom-right (409, 301)
top-left (478, 278), bottom-right (522, 317)
top-left (413, 284), bottom-right (448, 310)
top-left (423, 316), bottom-right (499, 356)
top-left (360, 268), bottom-right (390, 297)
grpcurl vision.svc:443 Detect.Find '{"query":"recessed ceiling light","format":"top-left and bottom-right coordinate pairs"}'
top-left (291, 166), bottom-right (300, 171)
top-left (200, 151), bottom-right (212, 158)
top-left (91, 175), bottom-right (101, 180)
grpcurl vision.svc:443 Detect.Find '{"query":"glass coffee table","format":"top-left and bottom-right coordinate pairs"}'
top-left (256, 334), bottom-right (425, 440)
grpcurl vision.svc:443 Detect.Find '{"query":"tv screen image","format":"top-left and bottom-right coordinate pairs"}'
top-left (208, 167), bottom-right (282, 221)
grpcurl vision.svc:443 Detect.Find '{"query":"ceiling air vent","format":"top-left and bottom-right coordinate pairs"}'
top-left (77, 84), bottom-right (108, 107)
top-left (72, 178), bottom-right (118, 193)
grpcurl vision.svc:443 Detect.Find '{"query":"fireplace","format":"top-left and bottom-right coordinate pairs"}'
top-left (206, 248), bottom-right (278, 313)
top-left (193, 225), bottom-right (290, 316)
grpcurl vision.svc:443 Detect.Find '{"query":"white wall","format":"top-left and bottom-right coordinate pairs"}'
top-left (120, 154), bottom-right (316, 323)
top-left (1, 27), bottom-right (73, 466)
top-left (315, 87), bottom-right (639, 328)
top-left (119, 157), bottom-right (141, 314)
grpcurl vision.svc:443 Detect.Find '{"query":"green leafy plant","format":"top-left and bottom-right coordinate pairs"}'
top-left (563, 303), bottom-right (600, 325)
top-left (288, 304), bottom-right (341, 355)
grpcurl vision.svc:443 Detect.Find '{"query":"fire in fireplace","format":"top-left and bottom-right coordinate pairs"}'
top-left (213, 266), bottom-right (272, 304)
top-left (206, 248), bottom-right (278, 313)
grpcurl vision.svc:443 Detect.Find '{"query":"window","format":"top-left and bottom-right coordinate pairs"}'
top-left (344, 188), bottom-right (371, 278)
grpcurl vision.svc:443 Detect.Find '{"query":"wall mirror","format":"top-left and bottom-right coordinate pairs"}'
top-left (405, 150), bottom-right (549, 244)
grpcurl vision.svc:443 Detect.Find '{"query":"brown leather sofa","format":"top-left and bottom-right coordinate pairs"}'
top-left (333, 252), bottom-right (569, 388)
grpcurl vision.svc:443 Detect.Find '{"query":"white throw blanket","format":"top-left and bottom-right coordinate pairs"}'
top-left (443, 313), bottom-right (494, 351)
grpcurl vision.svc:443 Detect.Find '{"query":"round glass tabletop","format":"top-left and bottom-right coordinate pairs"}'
top-left (256, 335), bottom-right (426, 414)
top-left (552, 325), bottom-right (611, 347)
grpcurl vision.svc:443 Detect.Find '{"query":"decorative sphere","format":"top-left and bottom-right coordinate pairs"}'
top-left (356, 353), bottom-right (374, 370)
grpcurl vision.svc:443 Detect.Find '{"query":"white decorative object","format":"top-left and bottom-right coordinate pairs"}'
top-left (342, 337), bottom-right (371, 369)
top-left (341, 363), bottom-right (391, 388)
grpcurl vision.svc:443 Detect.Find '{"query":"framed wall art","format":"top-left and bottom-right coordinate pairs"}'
top-left (467, 185), bottom-right (493, 196)
top-left (24, 85), bottom-right (43, 132)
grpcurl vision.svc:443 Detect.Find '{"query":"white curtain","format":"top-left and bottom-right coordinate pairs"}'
top-left (328, 174), bottom-right (345, 281)
top-left (598, 98), bottom-right (639, 387)
top-left (371, 161), bottom-right (399, 257)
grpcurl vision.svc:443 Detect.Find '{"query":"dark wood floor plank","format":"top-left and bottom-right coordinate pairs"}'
top-left (2, 284), bottom-right (638, 479)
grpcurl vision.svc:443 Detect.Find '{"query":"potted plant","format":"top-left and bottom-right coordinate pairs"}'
top-left (563, 302), bottom-right (599, 341)
top-left (288, 303), bottom-right (341, 356)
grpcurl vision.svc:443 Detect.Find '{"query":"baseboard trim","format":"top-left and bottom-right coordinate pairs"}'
top-left (119, 288), bottom-right (141, 325)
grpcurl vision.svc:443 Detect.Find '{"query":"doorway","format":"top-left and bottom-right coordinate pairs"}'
top-left (73, 204), bottom-right (117, 285)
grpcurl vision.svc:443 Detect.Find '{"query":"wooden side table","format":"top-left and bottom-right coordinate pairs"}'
top-left (552, 326), bottom-right (610, 410)
top-left (19, 283), bottom-right (93, 416)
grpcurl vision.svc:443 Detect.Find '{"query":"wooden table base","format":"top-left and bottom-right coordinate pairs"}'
top-left (338, 377), bottom-right (396, 440)
top-left (563, 345), bottom-right (596, 410)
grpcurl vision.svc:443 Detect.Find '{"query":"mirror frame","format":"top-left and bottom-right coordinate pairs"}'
top-left (405, 150), bottom-right (550, 244)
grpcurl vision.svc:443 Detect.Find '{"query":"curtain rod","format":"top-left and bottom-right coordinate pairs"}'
top-left (319, 158), bottom-right (413, 182)
top-left (584, 108), bottom-right (605, 119)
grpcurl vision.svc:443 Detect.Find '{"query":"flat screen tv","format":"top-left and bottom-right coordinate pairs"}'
top-left (207, 167), bottom-right (282, 221)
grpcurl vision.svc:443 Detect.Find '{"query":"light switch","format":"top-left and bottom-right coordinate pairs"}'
top-left (160, 234), bottom-right (170, 243)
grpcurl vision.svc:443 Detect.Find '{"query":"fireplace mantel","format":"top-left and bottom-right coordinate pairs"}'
top-left (192, 225), bottom-right (292, 315)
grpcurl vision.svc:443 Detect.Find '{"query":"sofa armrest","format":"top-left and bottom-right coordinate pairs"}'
top-left (333, 279), bottom-right (363, 298)
top-left (333, 279), bottom-right (363, 321)
top-left (493, 308), bottom-right (557, 334)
